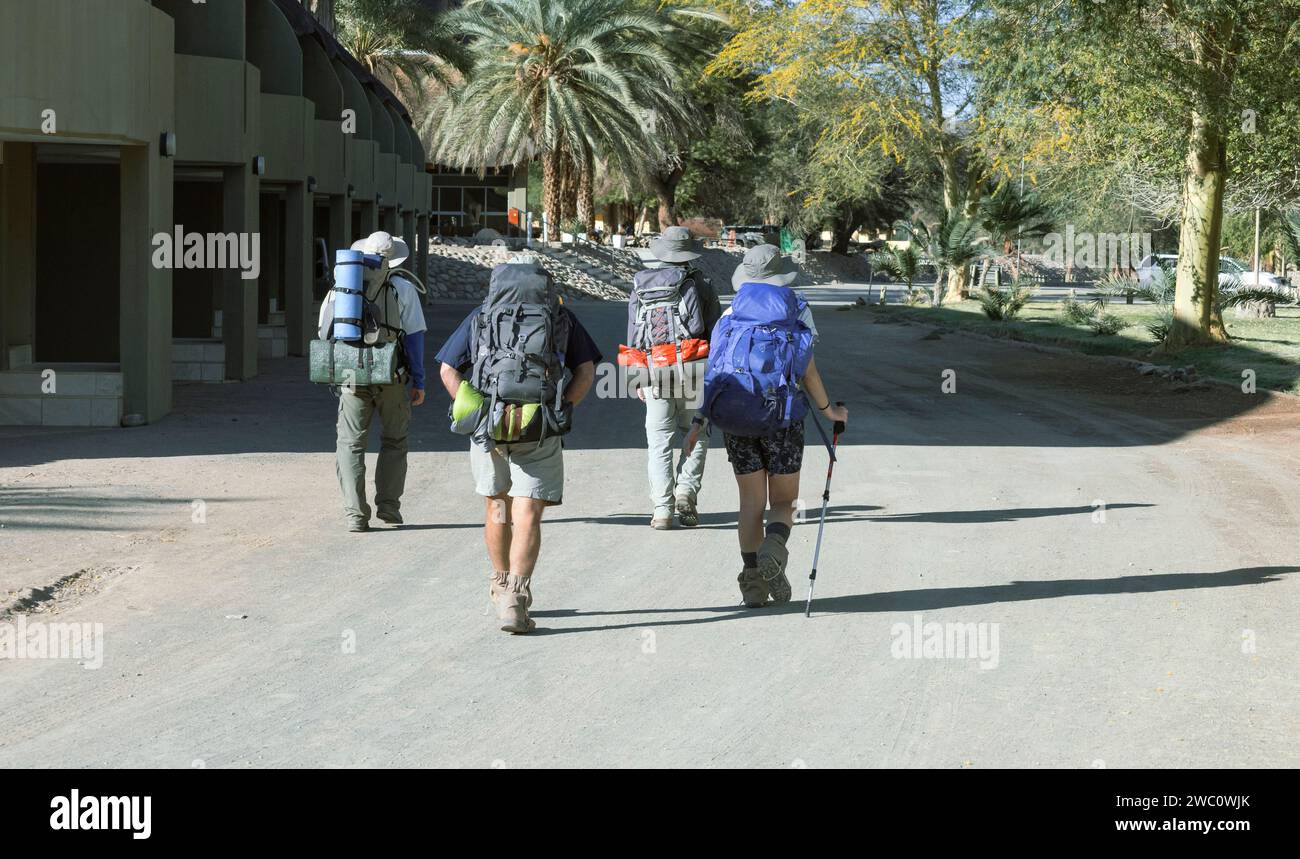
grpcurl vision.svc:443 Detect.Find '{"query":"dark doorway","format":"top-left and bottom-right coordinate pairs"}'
top-left (35, 162), bottom-right (119, 363)
top-left (172, 180), bottom-right (222, 339)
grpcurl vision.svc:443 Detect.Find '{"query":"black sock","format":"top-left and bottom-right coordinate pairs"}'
top-left (742, 551), bottom-right (758, 568)
top-left (765, 521), bottom-right (791, 541)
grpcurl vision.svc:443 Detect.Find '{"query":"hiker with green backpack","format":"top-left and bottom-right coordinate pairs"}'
top-left (436, 254), bottom-right (601, 634)
top-left (313, 231), bottom-right (428, 533)
top-left (620, 226), bottom-right (723, 530)
top-left (686, 244), bottom-right (849, 607)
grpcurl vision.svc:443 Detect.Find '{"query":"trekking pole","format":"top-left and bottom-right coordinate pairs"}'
top-left (805, 402), bottom-right (846, 618)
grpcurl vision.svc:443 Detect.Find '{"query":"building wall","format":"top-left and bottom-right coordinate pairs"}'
top-left (0, 0), bottom-right (432, 425)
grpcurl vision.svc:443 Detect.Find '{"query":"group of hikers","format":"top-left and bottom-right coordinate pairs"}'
top-left (318, 226), bottom-right (848, 634)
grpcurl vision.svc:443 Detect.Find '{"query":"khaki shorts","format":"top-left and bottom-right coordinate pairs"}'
top-left (470, 436), bottom-right (564, 504)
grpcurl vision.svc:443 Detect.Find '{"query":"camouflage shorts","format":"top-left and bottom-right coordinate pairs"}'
top-left (723, 420), bottom-right (805, 476)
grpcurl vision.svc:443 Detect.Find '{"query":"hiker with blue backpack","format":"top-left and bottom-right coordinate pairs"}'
top-left (313, 231), bottom-right (428, 534)
top-left (686, 244), bottom-right (849, 607)
top-left (436, 254), bottom-right (601, 634)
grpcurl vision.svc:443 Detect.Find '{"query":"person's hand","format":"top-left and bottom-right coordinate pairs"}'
top-left (636, 387), bottom-right (646, 402)
top-left (684, 423), bottom-right (702, 457)
top-left (411, 387), bottom-right (426, 407)
top-left (823, 402), bottom-right (848, 425)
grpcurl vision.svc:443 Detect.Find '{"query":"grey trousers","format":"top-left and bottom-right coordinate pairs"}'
top-left (336, 384), bottom-right (411, 523)
top-left (644, 393), bottom-right (708, 516)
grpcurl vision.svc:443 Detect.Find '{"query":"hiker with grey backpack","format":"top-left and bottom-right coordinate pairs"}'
top-left (621, 226), bottom-right (723, 530)
top-left (685, 244), bottom-right (848, 607)
top-left (436, 254), bottom-right (601, 634)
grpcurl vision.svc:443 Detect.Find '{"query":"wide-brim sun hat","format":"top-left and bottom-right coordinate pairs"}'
top-left (648, 225), bottom-right (702, 263)
top-left (351, 230), bottom-right (410, 267)
top-left (732, 242), bottom-right (798, 290)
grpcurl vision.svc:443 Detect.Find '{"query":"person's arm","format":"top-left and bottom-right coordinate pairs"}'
top-left (402, 333), bottom-right (426, 405)
top-left (433, 310), bottom-right (476, 400)
top-left (700, 276), bottom-right (723, 332)
top-left (802, 356), bottom-right (848, 424)
top-left (317, 293), bottom-right (334, 341)
top-left (564, 361), bottom-right (595, 406)
top-left (439, 362), bottom-right (463, 400)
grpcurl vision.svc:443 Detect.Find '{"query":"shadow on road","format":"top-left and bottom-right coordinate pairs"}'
top-left (331, 502), bottom-right (1150, 532)
top-left (867, 502), bottom-right (1153, 523)
top-left (527, 566), bottom-right (1299, 634)
top-left (0, 487), bottom-right (258, 532)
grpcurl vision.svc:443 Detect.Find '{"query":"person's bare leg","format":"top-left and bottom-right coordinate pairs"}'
top-left (498, 496), bottom-right (546, 633)
top-left (758, 470), bottom-right (801, 602)
top-left (484, 495), bottom-right (512, 572)
top-left (735, 470), bottom-right (770, 607)
top-left (766, 472), bottom-right (801, 529)
top-left (736, 470), bottom-right (768, 553)
top-left (509, 497), bottom-right (547, 577)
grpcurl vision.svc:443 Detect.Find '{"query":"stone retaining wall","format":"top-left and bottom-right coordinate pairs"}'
top-left (425, 244), bottom-right (627, 302)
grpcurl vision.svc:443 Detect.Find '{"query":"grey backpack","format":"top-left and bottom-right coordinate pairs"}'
top-left (469, 262), bottom-right (572, 438)
top-left (629, 266), bottom-right (708, 351)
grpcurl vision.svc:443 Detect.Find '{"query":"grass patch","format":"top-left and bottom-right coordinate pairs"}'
top-left (875, 300), bottom-right (1300, 394)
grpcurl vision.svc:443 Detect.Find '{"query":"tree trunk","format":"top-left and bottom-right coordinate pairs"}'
top-left (1166, 109), bottom-right (1229, 349)
top-left (649, 167), bottom-right (682, 229)
top-left (542, 147), bottom-right (562, 243)
top-left (576, 157), bottom-right (595, 233)
top-left (559, 153), bottom-right (577, 225)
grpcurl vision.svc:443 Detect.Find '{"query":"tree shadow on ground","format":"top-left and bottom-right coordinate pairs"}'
top-left (375, 502), bottom-right (1148, 532)
top-left (0, 487), bottom-right (258, 532)
top-left (527, 566), bottom-right (1298, 635)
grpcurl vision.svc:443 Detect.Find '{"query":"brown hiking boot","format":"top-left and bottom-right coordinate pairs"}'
top-left (497, 574), bottom-right (535, 634)
top-left (489, 571), bottom-right (508, 606)
top-left (490, 571), bottom-right (532, 609)
top-left (757, 532), bottom-right (792, 603)
top-left (675, 493), bottom-right (699, 528)
top-left (737, 566), bottom-right (769, 607)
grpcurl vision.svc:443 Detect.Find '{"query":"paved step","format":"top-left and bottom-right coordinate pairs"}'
top-left (172, 338), bottom-right (226, 383)
top-left (0, 366), bottom-right (123, 427)
top-left (257, 324), bottom-right (289, 360)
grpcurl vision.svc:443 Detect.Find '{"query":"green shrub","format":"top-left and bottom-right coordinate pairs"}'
top-left (978, 282), bottom-right (1037, 321)
top-left (1089, 313), bottom-right (1129, 336)
top-left (1061, 297), bottom-right (1095, 325)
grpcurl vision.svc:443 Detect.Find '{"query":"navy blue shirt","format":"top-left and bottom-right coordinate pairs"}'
top-left (435, 307), bottom-right (603, 373)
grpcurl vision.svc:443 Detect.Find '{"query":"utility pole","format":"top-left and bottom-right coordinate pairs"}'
top-left (1253, 207), bottom-right (1262, 285)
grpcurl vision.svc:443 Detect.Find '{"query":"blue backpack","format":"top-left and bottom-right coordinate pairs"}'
top-left (700, 282), bottom-right (814, 438)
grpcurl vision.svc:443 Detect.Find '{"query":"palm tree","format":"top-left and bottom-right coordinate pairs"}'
top-left (871, 242), bottom-right (922, 303)
top-left (428, 0), bottom-right (691, 236)
top-left (978, 182), bottom-right (1055, 281)
top-left (335, 0), bottom-right (469, 100)
top-left (907, 214), bottom-right (987, 305)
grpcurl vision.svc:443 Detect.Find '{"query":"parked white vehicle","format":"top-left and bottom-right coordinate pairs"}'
top-left (1136, 253), bottom-right (1285, 288)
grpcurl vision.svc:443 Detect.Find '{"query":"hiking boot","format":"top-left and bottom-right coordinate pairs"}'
top-left (497, 574), bottom-right (535, 634)
top-left (377, 509), bottom-right (403, 525)
top-left (489, 570), bottom-right (531, 609)
top-left (737, 566), bottom-right (769, 608)
top-left (347, 519), bottom-right (370, 533)
top-left (650, 507), bottom-right (674, 530)
top-left (675, 493), bottom-right (699, 528)
top-left (489, 571), bottom-right (508, 607)
top-left (757, 532), bottom-right (792, 603)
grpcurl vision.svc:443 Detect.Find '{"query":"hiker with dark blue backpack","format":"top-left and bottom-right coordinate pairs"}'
top-left (621, 226), bottom-right (723, 530)
top-left (686, 244), bottom-right (849, 607)
top-left (435, 254), bottom-right (601, 634)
